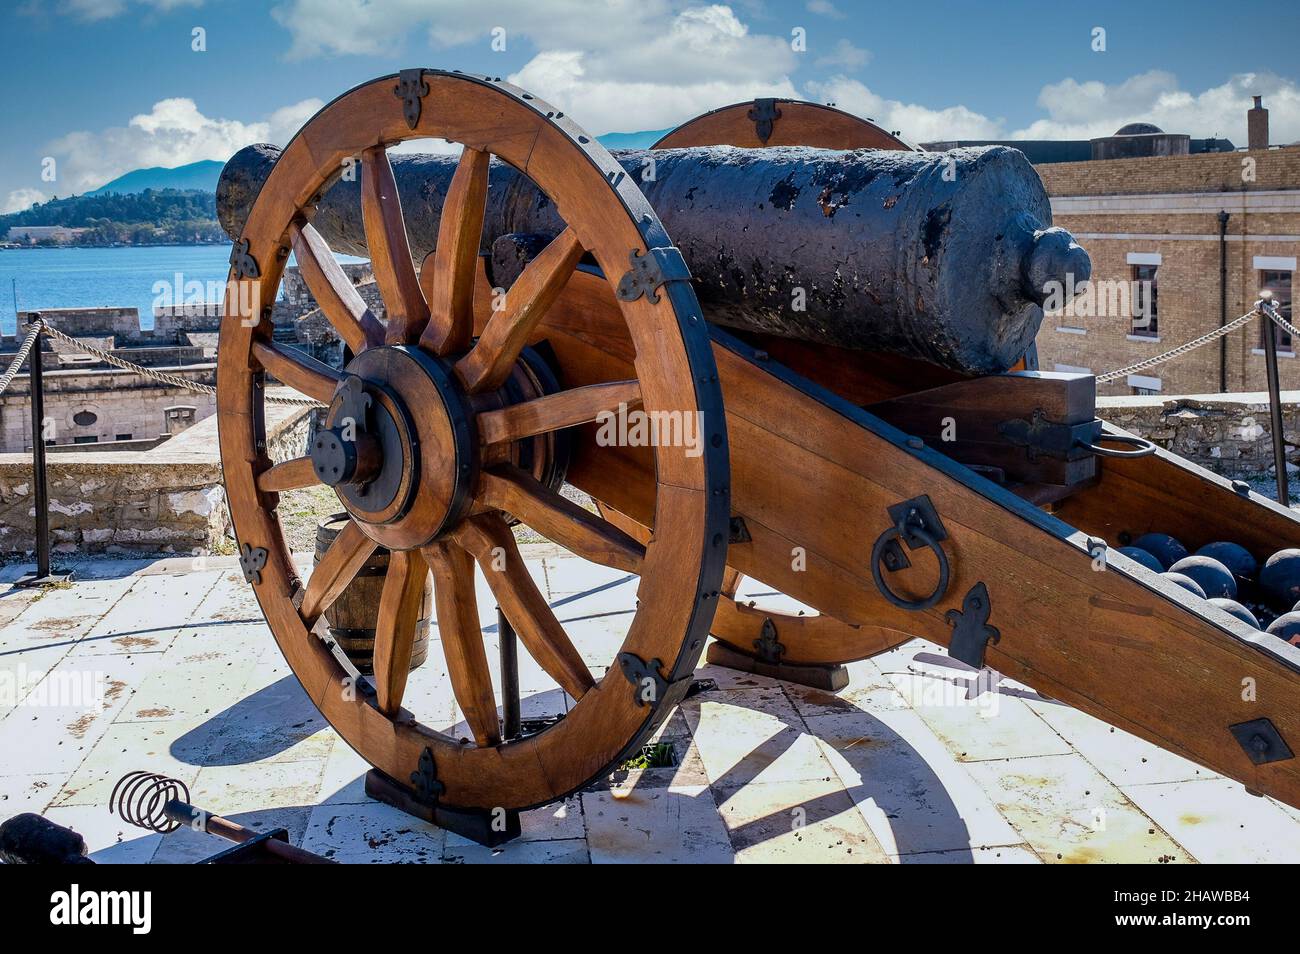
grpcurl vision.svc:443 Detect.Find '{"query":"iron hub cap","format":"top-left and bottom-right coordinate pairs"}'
top-left (319, 344), bottom-right (476, 550)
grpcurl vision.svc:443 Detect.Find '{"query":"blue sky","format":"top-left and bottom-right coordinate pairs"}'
top-left (3, 0), bottom-right (1298, 212)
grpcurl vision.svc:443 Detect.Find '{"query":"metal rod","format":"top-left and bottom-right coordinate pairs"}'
top-left (498, 606), bottom-right (521, 740)
top-left (163, 799), bottom-right (331, 864)
top-left (1217, 210), bottom-right (1230, 392)
top-left (28, 318), bottom-right (51, 579)
top-left (1261, 302), bottom-right (1290, 505)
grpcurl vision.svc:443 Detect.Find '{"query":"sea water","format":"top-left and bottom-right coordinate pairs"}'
top-left (0, 244), bottom-right (365, 336)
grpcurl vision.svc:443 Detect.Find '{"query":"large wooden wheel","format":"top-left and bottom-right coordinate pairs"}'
top-left (218, 70), bottom-right (729, 811)
top-left (651, 98), bottom-right (916, 150)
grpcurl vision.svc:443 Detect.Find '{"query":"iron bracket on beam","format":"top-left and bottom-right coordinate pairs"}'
top-left (945, 582), bottom-right (1000, 669)
top-left (1230, 718), bottom-right (1294, 765)
top-left (997, 409), bottom-right (1100, 462)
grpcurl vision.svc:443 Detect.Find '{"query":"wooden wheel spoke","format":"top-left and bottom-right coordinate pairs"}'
top-left (417, 147), bottom-right (491, 357)
top-left (251, 340), bottom-right (341, 404)
top-left (289, 220), bottom-right (384, 352)
top-left (423, 541), bottom-right (501, 747)
top-left (371, 549), bottom-right (429, 716)
top-left (300, 519), bottom-right (378, 626)
top-left (478, 468), bottom-right (644, 574)
top-left (256, 456), bottom-right (320, 493)
top-left (478, 379), bottom-right (641, 448)
top-left (453, 515), bottom-right (594, 701)
top-left (454, 228), bottom-right (584, 392)
top-left (361, 145), bottom-right (429, 344)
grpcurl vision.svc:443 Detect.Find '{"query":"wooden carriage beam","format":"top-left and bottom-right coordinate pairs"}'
top-left (528, 267), bottom-right (1300, 810)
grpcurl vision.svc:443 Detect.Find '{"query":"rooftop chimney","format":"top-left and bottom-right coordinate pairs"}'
top-left (1248, 95), bottom-right (1269, 150)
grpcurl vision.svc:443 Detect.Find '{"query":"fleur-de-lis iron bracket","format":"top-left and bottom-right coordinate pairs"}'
top-left (238, 542), bottom-right (268, 585)
top-left (945, 582), bottom-right (1000, 669)
top-left (748, 98), bottom-right (782, 145)
top-left (617, 652), bottom-right (669, 708)
top-left (410, 747), bottom-right (446, 805)
top-left (229, 239), bottom-right (260, 280)
top-left (394, 69), bottom-right (430, 130)
top-left (616, 246), bottom-right (692, 305)
top-left (753, 617), bottom-right (785, 664)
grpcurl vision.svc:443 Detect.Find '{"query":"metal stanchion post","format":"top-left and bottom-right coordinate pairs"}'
top-left (498, 606), bottom-right (521, 740)
top-left (1260, 295), bottom-right (1291, 507)
top-left (17, 318), bottom-right (73, 588)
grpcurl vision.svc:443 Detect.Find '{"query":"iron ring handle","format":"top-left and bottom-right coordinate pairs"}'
top-left (870, 522), bottom-right (950, 611)
top-left (1078, 433), bottom-right (1158, 459)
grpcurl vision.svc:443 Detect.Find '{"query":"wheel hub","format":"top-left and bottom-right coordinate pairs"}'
top-left (320, 345), bottom-right (476, 551)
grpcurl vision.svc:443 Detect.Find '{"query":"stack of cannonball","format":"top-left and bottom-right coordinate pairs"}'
top-left (1118, 533), bottom-right (1300, 643)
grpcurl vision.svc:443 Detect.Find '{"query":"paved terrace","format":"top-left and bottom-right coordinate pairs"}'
top-left (2, 551), bottom-right (1299, 864)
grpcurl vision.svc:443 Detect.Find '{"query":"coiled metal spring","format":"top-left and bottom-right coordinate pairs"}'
top-left (109, 771), bottom-right (191, 833)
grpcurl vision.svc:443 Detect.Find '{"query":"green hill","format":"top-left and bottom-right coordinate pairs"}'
top-left (88, 160), bottom-right (224, 196)
top-left (1, 189), bottom-right (223, 246)
top-left (598, 129), bottom-right (672, 150)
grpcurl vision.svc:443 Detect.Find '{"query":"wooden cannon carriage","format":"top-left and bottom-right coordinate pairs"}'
top-left (215, 70), bottom-right (1300, 837)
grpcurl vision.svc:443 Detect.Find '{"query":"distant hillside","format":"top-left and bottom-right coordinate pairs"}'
top-left (1, 189), bottom-right (224, 246)
top-left (598, 129), bottom-right (672, 150)
top-left (88, 160), bottom-right (224, 196)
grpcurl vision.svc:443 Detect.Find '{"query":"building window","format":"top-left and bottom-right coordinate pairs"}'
top-left (115, 433), bottom-right (133, 441)
top-left (1260, 269), bottom-right (1294, 352)
top-left (72, 410), bottom-right (98, 427)
top-left (1131, 265), bottom-right (1158, 337)
top-left (73, 435), bottom-right (98, 444)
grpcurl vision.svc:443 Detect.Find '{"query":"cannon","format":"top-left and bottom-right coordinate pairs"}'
top-left (214, 71), bottom-right (1300, 836)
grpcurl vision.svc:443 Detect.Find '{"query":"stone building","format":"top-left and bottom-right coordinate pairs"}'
top-left (1030, 98), bottom-right (1299, 396)
top-left (0, 306), bottom-right (219, 452)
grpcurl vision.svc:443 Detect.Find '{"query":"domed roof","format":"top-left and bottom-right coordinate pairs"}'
top-left (1115, 122), bottom-right (1164, 135)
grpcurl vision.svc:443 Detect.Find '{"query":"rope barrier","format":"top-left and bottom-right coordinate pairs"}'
top-left (1095, 308), bottom-right (1263, 383)
top-left (0, 322), bottom-right (43, 396)
top-left (21, 319), bottom-right (325, 407)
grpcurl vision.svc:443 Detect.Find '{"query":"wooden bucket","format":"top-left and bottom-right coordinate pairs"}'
top-left (314, 514), bottom-right (431, 675)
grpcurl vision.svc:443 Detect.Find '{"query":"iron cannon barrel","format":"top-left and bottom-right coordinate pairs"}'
top-left (218, 142), bottom-right (1089, 374)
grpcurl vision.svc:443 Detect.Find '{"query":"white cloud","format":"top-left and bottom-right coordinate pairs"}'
top-left (815, 39), bottom-right (869, 70)
top-left (54, 0), bottom-right (202, 21)
top-left (45, 96), bottom-right (323, 194)
top-left (3, 189), bottom-right (49, 214)
top-left (507, 5), bottom-right (799, 134)
top-left (805, 70), bottom-right (1300, 147)
top-left (512, 50), bottom-right (798, 136)
top-left (804, 76), bottom-right (1004, 142)
top-left (1012, 71), bottom-right (1300, 145)
top-left (806, 0), bottom-right (843, 17)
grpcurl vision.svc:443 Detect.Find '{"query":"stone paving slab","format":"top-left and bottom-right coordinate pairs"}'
top-left (3, 554), bottom-right (1300, 864)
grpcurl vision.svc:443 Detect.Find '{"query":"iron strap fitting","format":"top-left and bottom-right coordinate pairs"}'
top-left (869, 495), bottom-right (951, 611)
top-left (616, 246), bottom-right (692, 305)
top-left (998, 410), bottom-right (1156, 461)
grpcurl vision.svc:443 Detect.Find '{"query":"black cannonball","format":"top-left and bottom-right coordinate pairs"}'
top-left (1208, 598), bottom-right (1261, 629)
top-left (1118, 546), bottom-right (1163, 573)
top-left (1169, 556), bottom-right (1237, 599)
top-left (1132, 533), bottom-right (1188, 571)
top-left (1161, 572), bottom-right (1207, 599)
top-left (1266, 611), bottom-right (1300, 645)
top-left (1260, 549), bottom-right (1300, 608)
top-left (1195, 542), bottom-right (1258, 583)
